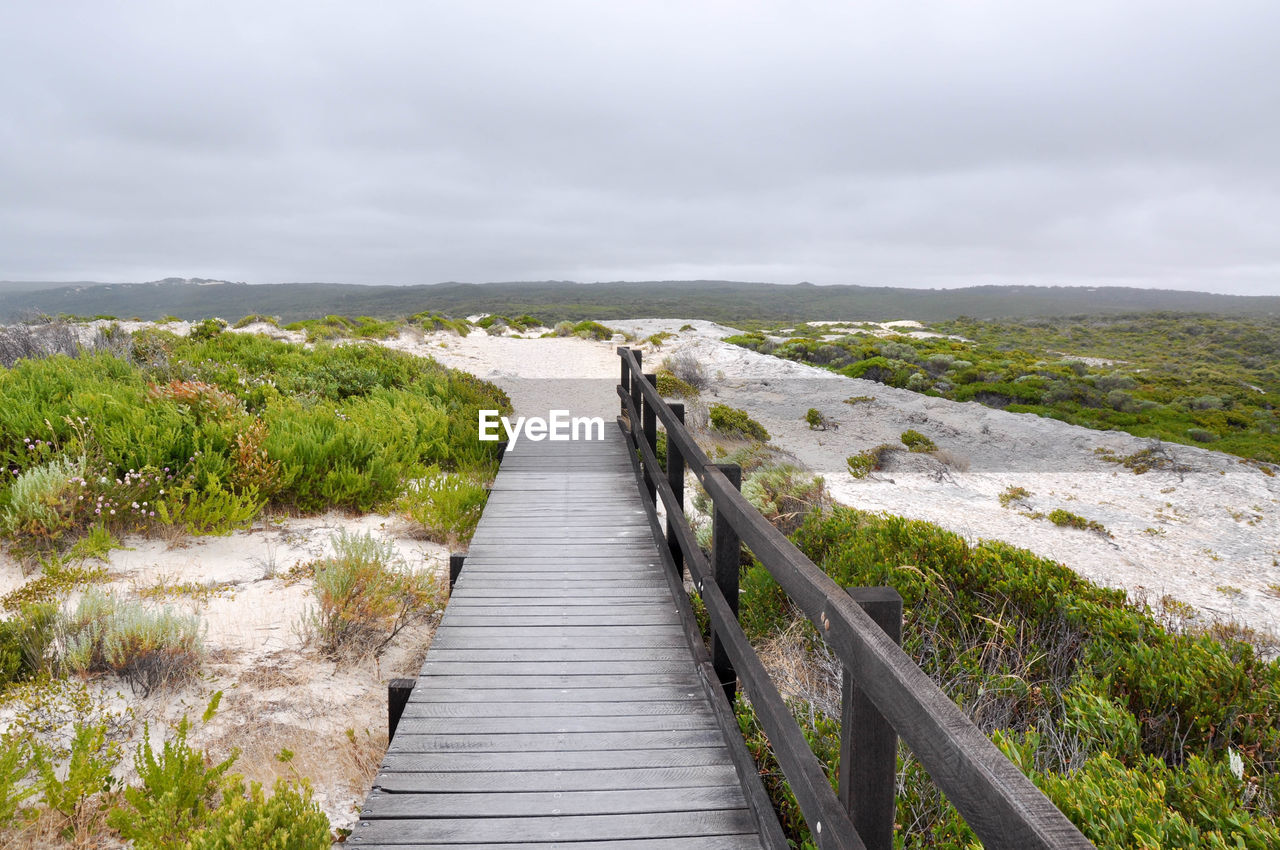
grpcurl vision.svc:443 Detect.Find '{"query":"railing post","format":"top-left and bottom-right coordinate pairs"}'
top-left (840, 586), bottom-right (903, 850)
top-left (449, 552), bottom-right (466, 590)
top-left (642, 373), bottom-right (657, 504)
top-left (665, 402), bottom-right (685, 581)
top-left (618, 347), bottom-right (631, 417)
top-left (710, 462), bottom-right (742, 704)
top-left (629, 351), bottom-right (643, 431)
top-left (388, 677), bottom-right (414, 740)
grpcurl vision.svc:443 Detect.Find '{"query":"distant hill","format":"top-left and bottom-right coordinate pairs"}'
top-left (1, 278), bottom-right (1277, 324)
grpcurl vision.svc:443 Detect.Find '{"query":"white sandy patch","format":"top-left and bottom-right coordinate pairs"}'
top-left (0, 512), bottom-right (449, 832)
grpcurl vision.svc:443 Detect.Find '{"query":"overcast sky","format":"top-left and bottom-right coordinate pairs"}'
top-left (2, 2), bottom-right (1277, 294)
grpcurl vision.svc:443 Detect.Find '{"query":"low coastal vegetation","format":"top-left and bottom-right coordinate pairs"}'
top-left (0, 320), bottom-right (509, 844)
top-left (718, 498), bottom-right (1280, 848)
top-left (725, 313), bottom-right (1280, 464)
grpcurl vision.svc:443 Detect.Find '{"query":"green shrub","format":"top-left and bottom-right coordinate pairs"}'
top-left (108, 694), bottom-right (238, 849)
top-left (708, 404), bottom-right (769, 441)
top-left (846, 443), bottom-right (899, 478)
top-left (571, 320), bottom-right (616, 340)
top-left (34, 721), bottom-right (122, 840)
top-left (1, 455), bottom-right (82, 543)
top-left (900, 429), bottom-right (937, 452)
top-left (399, 466), bottom-right (488, 546)
top-left (409, 311), bottom-right (471, 335)
top-left (998, 485), bottom-right (1032, 508)
top-left (660, 352), bottom-right (709, 393)
top-left (186, 778), bottom-right (330, 850)
top-left (305, 531), bottom-right (438, 659)
top-left (1048, 508), bottom-right (1110, 535)
top-left (741, 464), bottom-right (826, 536)
top-left (188, 318), bottom-right (227, 341)
top-left (59, 591), bottom-right (205, 696)
top-left (0, 602), bottom-right (58, 684)
top-left (804, 408), bottom-right (823, 429)
top-left (232, 314), bottom-right (279, 329)
top-left (0, 734), bottom-right (37, 828)
top-left (655, 370), bottom-right (699, 398)
top-left (1187, 427), bottom-right (1219, 443)
top-left (737, 505), bottom-right (1280, 846)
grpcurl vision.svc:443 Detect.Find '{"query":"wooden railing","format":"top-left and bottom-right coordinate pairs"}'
top-left (617, 347), bottom-right (1095, 850)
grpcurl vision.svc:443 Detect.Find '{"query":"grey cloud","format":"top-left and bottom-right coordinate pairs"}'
top-left (1, 1), bottom-right (1277, 293)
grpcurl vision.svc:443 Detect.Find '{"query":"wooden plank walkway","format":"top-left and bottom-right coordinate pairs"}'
top-left (349, 424), bottom-right (774, 848)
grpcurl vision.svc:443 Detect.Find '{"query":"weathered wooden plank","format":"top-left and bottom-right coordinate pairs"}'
top-left (361, 786), bottom-right (748, 818)
top-left (398, 700), bottom-right (713, 719)
top-left (444, 588), bottom-right (669, 599)
top-left (439, 614), bottom-right (680, 628)
top-left (419, 648), bottom-right (693, 663)
top-left (407, 686), bottom-right (703, 703)
top-left (347, 837), bottom-right (762, 850)
top-left (387, 729), bottom-right (728, 753)
top-left (349, 809), bottom-right (759, 843)
top-left (425, 634), bottom-right (689, 650)
top-left (418, 660), bottom-right (693, 677)
top-left (373, 764), bottom-right (741, 793)
top-left (378, 747), bottom-right (734, 772)
top-left (410, 674), bottom-right (700, 690)
top-left (393, 713), bottom-right (717, 735)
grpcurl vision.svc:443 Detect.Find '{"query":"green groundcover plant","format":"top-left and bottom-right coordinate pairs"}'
top-left (725, 313), bottom-right (1280, 463)
top-left (0, 328), bottom-right (510, 552)
top-left (731, 506), bottom-right (1280, 848)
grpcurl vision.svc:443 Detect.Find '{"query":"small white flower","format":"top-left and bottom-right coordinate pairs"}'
top-left (1229, 748), bottom-right (1244, 781)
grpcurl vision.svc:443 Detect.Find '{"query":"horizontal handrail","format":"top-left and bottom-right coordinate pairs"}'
top-left (618, 382), bottom-right (865, 850)
top-left (617, 347), bottom-right (1093, 850)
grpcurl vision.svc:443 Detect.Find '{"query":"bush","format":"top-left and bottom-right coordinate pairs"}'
top-left (900, 429), bottom-right (937, 452)
top-left (187, 778), bottom-right (330, 850)
top-left (741, 464), bottom-right (826, 536)
top-left (35, 721), bottom-right (122, 841)
top-left (1187, 427), bottom-right (1219, 443)
top-left (660, 352), bottom-right (709, 393)
top-left (59, 591), bottom-right (205, 695)
top-left (188, 318), bottom-right (227, 341)
top-left (742, 506), bottom-right (1280, 847)
top-left (708, 404), bottom-right (769, 441)
top-left (1, 456), bottom-right (83, 543)
top-left (1047, 509), bottom-right (1110, 535)
top-left (399, 466), bottom-right (488, 546)
top-left (998, 485), bottom-right (1032, 508)
top-left (655, 371), bottom-right (699, 398)
top-left (0, 734), bottom-right (37, 829)
top-left (305, 530), bottom-right (438, 659)
top-left (846, 443), bottom-right (899, 478)
top-left (571, 320), bottom-right (615, 340)
top-left (108, 695), bottom-right (238, 849)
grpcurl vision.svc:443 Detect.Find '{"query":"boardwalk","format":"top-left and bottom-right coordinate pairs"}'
top-left (349, 424), bottom-right (777, 848)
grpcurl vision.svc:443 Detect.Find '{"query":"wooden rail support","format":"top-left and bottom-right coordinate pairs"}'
top-left (387, 678), bottom-right (414, 741)
top-left (840, 587), bottom-right (903, 850)
top-left (624, 348), bottom-right (642, 421)
top-left (449, 552), bottom-right (465, 589)
top-left (665, 402), bottom-right (686, 581)
top-left (642, 372), bottom-right (658, 503)
top-left (495, 439), bottom-right (508, 462)
top-left (711, 462), bottom-right (742, 704)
